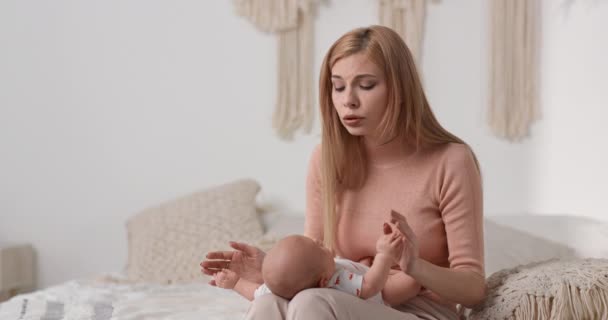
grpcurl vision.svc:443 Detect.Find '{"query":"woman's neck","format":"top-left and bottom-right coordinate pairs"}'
top-left (363, 135), bottom-right (414, 168)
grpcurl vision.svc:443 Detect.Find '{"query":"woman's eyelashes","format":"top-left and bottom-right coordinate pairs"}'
top-left (333, 83), bottom-right (376, 92)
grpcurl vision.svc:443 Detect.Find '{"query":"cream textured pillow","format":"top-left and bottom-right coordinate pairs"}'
top-left (126, 179), bottom-right (264, 283)
top-left (470, 258), bottom-right (608, 320)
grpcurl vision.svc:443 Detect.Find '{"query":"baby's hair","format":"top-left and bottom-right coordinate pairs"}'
top-left (262, 235), bottom-right (329, 299)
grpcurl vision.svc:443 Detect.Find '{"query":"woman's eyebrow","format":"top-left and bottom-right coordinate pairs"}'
top-left (331, 74), bottom-right (378, 80)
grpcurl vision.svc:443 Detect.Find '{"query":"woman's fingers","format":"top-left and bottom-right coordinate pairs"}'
top-left (202, 264), bottom-right (223, 276)
top-left (392, 232), bottom-right (406, 246)
top-left (200, 260), bottom-right (229, 268)
top-left (229, 241), bottom-right (257, 256)
top-left (390, 235), bottom-right (400, 246)
top-left (390, 210), bottom-right (407, 224)
top-left (205, 251), bottom-right (235, 260)
top-left (390, 209), bottom-right (405, 219)
top-left (390, 210), bottom-right (410, 226)
top-left (387, 221), bottom-right (416, 255)
top-left (200, 260), bottom-right (230, 270)
top-left (387, 222), bottom-right (404, 237)
top-left (392, 232), bottom-right (403, 242)
top-left (394, 221), bottom-right (416, 244)
top-left (388, 213), bottom-right (416, 240)
top-left (399, 221), bottom-right (417, 241)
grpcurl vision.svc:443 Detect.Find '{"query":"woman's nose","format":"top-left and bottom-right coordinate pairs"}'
top-left (343, 88), bottom-right (359, 109)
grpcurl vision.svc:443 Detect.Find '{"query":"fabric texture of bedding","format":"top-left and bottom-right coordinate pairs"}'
top-left (0, 274), bottom-right (250, 320)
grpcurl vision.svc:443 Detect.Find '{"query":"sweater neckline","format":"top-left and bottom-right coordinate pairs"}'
top-left (364, 137), bottom-right (416, 169)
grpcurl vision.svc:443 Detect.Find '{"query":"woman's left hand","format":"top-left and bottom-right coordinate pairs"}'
top-left (389, 210), bottom-right (419, 274)
top-left (200, 241), bottom-right (265, 284)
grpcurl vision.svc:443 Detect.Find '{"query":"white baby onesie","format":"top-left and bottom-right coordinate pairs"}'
top-left (253, 257), bottom-right (385, 304)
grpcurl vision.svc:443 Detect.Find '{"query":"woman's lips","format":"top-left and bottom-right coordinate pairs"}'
top-left (343, 117), bottom-right (364, 126)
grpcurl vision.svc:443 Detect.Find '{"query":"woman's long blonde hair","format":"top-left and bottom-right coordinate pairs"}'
top-left (318, 25), bottom-right (481, 249)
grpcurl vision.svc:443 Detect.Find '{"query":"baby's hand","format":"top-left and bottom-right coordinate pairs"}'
top-left (376, 223), bottom-right (404, 262)
top-left (212, 269), bottom-right (240, 289)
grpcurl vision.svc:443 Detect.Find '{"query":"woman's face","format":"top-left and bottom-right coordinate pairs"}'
top-left (330, 53), bottom-right (388, 141)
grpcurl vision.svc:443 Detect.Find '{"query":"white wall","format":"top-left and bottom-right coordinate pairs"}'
top-left (530, 1), bottom-right (608, 217)
top-left (1, 0), bottom-right (606, 289)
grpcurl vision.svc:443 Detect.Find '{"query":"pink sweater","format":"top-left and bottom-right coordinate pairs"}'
top-left (304, 141), bottom-right (484, 308)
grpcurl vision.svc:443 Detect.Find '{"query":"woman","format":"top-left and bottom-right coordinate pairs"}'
top-left (202, 25), bottom-right (485, 320)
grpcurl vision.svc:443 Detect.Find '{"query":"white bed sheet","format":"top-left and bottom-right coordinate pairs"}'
top-left (0, 274), bottom-right (250, 320)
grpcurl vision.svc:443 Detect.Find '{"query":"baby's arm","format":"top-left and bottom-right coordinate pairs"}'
top-left (360, 225), bottom-right (404, 299)
top-left (382, 271), bottom-right (422, 306)
top-left (233, 278), bottom-right (260, 301)
top-left (212, 269), bottom-right (259, 301)
top-left (360, 253), bottom-right (394, 299)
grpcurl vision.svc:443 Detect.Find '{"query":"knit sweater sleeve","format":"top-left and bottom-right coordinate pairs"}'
top-left (437, 144), bottom-right (485, 277)
top-left (304, 144), bottom-right (324, 240)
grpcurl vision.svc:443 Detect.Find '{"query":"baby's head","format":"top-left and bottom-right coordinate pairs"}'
top-left (262, 235), bottom-right (335, 299)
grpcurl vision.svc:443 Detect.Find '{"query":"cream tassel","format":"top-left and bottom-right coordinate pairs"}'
top-left (233, 0), bottom-right (317, 140)
top-left (378, 0), bottom-right (427, 67)
top-left (488, 0), bottom-right (541, 142)
top-left (470, 259), bottom-right (608, 320)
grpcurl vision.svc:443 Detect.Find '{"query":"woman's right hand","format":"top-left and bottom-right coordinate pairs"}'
top-left (390, 210), bottom-right (419, 274)
top-left (200, 241), bottom-right (265, 284)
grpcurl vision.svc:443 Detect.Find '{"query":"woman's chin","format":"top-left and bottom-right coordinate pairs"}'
top-left (344, 127), bottom-right (367, 136)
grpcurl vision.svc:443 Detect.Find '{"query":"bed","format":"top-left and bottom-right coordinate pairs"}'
top-left (0, 276), bottom-right (249, 320)
top-left (1, 180), bottom-right (607, 319)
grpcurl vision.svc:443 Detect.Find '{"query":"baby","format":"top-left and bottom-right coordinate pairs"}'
top-left (212, 221), bottom-right (404, 305)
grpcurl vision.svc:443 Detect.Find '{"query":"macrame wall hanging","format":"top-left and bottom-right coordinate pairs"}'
top-left (233, 0), bottom-right (427, 140)
top-left (378, 0), bottom-right (427, 67)
top-left (233, 0), bottom-right (319, 140)
top-left (234, 1), bottom-right (540, 142)
top-left (488, 0), bottom-right (541, 141)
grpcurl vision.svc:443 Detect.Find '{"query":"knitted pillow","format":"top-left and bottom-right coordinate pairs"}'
top-left (470, 258), bottom-right (608, 320)
top-left (125, 179), bottom-right (264, 283)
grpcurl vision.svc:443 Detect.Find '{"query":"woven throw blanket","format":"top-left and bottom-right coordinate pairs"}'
top-left (470, 258), bottom-right (608, 320)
